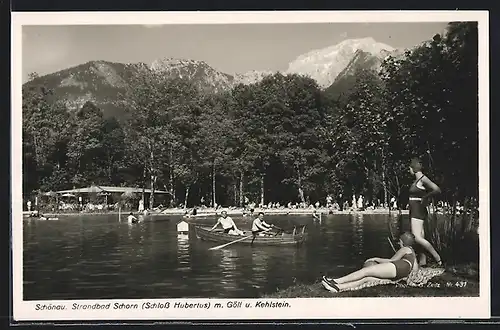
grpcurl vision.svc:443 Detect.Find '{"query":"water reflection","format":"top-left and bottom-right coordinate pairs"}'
top-left (135, 224), bottom-right (146, 258)
top-left (219, 249), bottom-right (239, 291)
top-left (177, 233), bottom-right (189, 241)
top-left (177, 235), bottom-right (190, 266)
top-left (351, 213), bottom-right (364, 256)
top-left (220, 249), bottom-right (238, 272)
top-left (250, 249), bottom-right (270, 285)
top-left (127, 222), bottom-right (134, 237)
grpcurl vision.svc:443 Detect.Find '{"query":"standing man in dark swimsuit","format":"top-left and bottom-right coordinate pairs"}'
top-left (408, 158), bottom-right (443, 267)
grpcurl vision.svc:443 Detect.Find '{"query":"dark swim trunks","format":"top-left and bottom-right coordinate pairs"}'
top-left (391, 251), bottom-right (416, 279)
top-left (408, 176), bottom-right (428, 221)
top-left (392, 259), bottom-right (412, 279)
top-left (409, 199), bottom-right (428, 221)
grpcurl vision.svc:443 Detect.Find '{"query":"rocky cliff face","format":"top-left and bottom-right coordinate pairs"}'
top-left (23, 58), bottom-right (236, 118)
top-left (23, 60), bottom-right (147, 118)
top-left (233, 70), bottom-right (275, 85)
top-left (150, 57), bottom-right (235, 93)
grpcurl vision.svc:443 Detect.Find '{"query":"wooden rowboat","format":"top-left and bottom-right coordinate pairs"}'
top-left (194, 226), bottom-right (307, 246)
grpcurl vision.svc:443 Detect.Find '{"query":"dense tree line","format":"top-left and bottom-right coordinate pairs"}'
top-left (22, 22), bottom-right (478, 210)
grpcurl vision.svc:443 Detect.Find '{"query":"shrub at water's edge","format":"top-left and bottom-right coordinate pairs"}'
top-left (426, 201), bottom-right (479, 266)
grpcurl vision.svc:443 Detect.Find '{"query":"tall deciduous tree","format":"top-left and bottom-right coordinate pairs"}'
top-left (125, 66), bottom-right (200, 208)
top-left (23, 80), bottom-right (73, 193)
top-left (67, 101), bottom-right (106, 186)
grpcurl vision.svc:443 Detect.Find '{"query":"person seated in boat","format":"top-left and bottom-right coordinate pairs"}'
top-left (227, 228), bottom-right (245, 235)
top-left (322, 232), bottom-right (418, 293)
top-left (251, 212), bottom-right (274, 237)
top-left (127, 212), bottom-right (138, 224)
top-left (209, 210), bottom-right (243, 235)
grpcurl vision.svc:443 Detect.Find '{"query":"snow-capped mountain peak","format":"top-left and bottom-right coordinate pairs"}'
top-left (286, 37), bottom-right (395, 88)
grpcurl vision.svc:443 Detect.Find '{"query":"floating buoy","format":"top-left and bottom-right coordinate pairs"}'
top-left (177, 220), bottom-right (189, 235)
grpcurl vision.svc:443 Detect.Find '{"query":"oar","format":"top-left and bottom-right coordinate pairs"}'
top-left (209, 234), bottom-right (253, 250)
top-left (271, 224), bottom-right (283, 231)
top-left (209, 228), bottom-right (272, 250)
top-left (270, 224), bottom-right (283, 236)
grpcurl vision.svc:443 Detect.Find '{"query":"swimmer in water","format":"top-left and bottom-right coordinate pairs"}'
top-left (127, 212), bottom-right (138, 224)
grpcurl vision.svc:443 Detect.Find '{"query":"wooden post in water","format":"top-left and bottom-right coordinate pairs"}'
top-left (119, 206), bottom-right (121, 222)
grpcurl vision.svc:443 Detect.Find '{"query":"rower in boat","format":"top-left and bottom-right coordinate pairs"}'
top-left (251, 212), bottom-right (276, 244)
top-left (209, 210), bottom-right (244, 235)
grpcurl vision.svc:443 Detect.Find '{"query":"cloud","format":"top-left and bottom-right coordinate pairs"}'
top-left (340, 32), bottom-right (348, 38)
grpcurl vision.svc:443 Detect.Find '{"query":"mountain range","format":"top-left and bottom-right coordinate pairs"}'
top-left (23, 37), bottom-right (404, 118)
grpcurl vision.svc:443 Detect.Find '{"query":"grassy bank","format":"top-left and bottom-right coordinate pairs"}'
top-left (264, 263), bottom-right (479, 298)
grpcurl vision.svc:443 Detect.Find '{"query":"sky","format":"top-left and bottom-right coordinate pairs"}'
top-left (22, 22), bottom-right (448, 82)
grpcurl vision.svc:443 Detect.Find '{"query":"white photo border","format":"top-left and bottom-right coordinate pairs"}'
top-left (11, 10), bottom-right (491, 321)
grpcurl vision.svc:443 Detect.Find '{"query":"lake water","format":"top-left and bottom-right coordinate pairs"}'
top-left (23, 213), bottom-right (399, 300)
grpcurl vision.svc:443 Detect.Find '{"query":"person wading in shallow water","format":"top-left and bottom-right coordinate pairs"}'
top-left (127, 212), bottom-right (138, 224)
top-left (407, 158), bottom-right (443, 267)
top-left (321, 232), bottom-right (418, 292)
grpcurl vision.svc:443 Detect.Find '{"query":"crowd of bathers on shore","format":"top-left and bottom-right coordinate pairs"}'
top-left (23, 192), bottom-right (473, 218)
